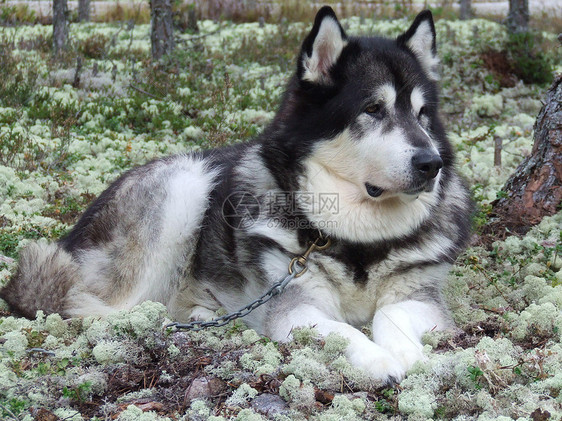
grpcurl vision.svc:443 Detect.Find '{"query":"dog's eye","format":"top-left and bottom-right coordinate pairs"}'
top-left (365, 104), bottom-right (384, 117)
top-left (417, 106), bottom-right (427, 120)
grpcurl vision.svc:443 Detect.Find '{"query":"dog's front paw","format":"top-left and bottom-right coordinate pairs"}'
top-left (187, 306), bottom-right (217, 321)
top-left (347, 342), bottom-right (406, 384)
top-left (386, 342), bottom-right (426, 372)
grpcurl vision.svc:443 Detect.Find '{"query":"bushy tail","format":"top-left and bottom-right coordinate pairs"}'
top-left (0, 242), bottom-right (79, 318)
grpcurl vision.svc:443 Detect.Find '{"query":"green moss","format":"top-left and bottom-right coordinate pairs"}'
top-left (205, 360), bottom-right (238, 380)
top-left (45, 313), bottom-right (67, 338)
top-left (283, 347), bottom-right (332, 385)
top-left (53, 408), bottom-right (84, 421)
top-left (84, 318), bottom-right (111, 345)
top-left (522, 275), bottom-right (551, 304)
top-left (225, 383), bottom-right (258, 407)
top-left (539, 285), bottom-right (562, 308)
top-left (241, 329), bottom-right (261, 345)
top-left (234, 409), bottom-right (265, 421)
top-left (240, 341), bottom-right (282, 375)
top-left (475, 337), bottom-right (518, 367)
top-left (91, 340), bottom-right (127, 365)
top-left (116, 404), bottom-right (172, 421)
top-left (183, 399), bottom-right (212, 419)
top-left (291, 326), bottom-right (320, 346)
top-left (471, 94), bottom-right (503, 117)
top-left (2, 330), bottom-right (28, 357)
top-left (510, 302), bottom-right (562, 341)
top-left (167, 343), bottom-right (180, 358)
top-left (322, 333), bottom-right (349, 359)
top-left (398, 389), bottom-right (437, 418)
top-left (107, 301), bottom-right (168, 341)
top-left (315, 394), bottom-right (367, 420)
top-left (330, 356), bottom-right (372, 390)
top-left (279, 374), bottom-right (316, 410)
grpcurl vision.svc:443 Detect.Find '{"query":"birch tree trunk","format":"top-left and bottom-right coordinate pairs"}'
top-left (78, 0), bottom-right (91, 22)
top-left (53, 0), bottom-right (69, 54)
top-left (150, 0), bottom-right (175, 60)
top-left (488, 74), bottom-right (562, 236)
top-left (506, 0), bottom-right (529, 33)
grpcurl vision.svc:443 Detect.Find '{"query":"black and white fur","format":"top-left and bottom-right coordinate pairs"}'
top-left (1, 7), bottom-right (473, 383)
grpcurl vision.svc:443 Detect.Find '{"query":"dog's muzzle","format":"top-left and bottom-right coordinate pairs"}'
top-left (411, 150), bottom-right (443, 181)
top-left (365, 151), bottom-right (442, 198)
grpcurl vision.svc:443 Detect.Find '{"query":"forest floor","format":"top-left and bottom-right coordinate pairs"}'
top-left (0, 12), bottom-right (561, 421)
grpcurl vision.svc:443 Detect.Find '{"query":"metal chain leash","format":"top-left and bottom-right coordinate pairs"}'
top-left (166, 234), bottom-right (331, 332)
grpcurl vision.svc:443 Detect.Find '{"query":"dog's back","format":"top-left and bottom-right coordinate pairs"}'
top-left (1, 154), bottom-right (221, 318)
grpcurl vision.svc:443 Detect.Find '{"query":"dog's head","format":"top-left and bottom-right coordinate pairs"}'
top-left (272, 7), bottom-right (452, 203)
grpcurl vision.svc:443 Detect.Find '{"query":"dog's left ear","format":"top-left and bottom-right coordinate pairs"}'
top-left (397, 10), bottom-right (439, 81)
top-left (298, 6), bottom-right (348, 84)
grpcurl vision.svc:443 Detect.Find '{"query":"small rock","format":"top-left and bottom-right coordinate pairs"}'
top-left (251, 393), bottom-right (290, 416)
top-left (531, 408), bottom-right (551, 421)
top-left (184, 377), bottom-right (226, 404)
top-left (31, 408), bottom-right (58, 421)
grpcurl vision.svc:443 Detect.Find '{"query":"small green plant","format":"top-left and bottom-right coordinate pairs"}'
top-left (467, 365), bottom-right (484, 389)
top-left (505, 31), bottom-right (554, 85)
top-left (1, 398), bottom-right (28, 418)
top-left (375, 388), bottom-right (396, 414)
top-left (0, 231), bottom-right (21, 259)
top-left (62, 381), bottom-right (92, 404)
top-left (24, 328), bottom-right (48, 348)
top-left (496, 190), bottom-right (508, 200)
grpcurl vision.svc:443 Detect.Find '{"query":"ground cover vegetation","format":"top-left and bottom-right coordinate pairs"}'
top-left (0, 6), bottom-right (560, 420)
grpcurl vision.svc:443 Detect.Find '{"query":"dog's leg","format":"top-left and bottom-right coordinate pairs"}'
top-left (266, 303), bottom-right (406, 383)
top-left (372, 300), bottom-right (448, 372)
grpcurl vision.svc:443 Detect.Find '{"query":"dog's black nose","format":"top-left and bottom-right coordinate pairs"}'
top-left (412, 151), bottom-right (443, 179)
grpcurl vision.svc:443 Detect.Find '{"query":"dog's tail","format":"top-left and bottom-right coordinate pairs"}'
top-left (0, 242), bottom-right (79, 318)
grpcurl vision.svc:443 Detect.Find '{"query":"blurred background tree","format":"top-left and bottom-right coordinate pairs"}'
top-left (150, 0), bottom-right (174, 60)
top-left (53, 0), bottom-right (68, 54)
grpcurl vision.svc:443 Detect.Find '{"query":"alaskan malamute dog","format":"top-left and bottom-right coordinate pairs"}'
top-left (2, 7), bottom-right (472, 382)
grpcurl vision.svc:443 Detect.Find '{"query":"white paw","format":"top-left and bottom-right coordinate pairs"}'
top-left (188, 306), bottom-right (217, 321)
top-left (347, 341), bottom-right (407, 383)
top-left (386, 342), bottom-right (426, 372)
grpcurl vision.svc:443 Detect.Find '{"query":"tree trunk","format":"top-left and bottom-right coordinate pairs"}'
top-left (459, 0), bottom-right (472, 20)
top-left (488, 74), bottom-right (562, 237)
top-left (53, 0), bottom-right (69, 54)
top-left (506, 0), bottom-right (529, 33)
top-left (150, 0), bottom-right (175, 60)
top-left (78, 0), bottom-right (91, 22)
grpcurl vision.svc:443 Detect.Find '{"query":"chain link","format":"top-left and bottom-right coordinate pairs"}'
top-left (166, 235), bottom-right (329, 332)
top-left (166, 270), bottom-right (299, 331)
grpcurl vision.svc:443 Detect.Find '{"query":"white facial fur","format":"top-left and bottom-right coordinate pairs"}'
top-left (378, 83), bottom-right (397, 112)
top-left (410, 86), bottom-right (425, 116)
top-left (297, 83), bottom-right (443, 242)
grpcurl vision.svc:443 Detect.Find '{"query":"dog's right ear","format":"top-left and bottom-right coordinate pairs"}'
top-left (298, 6), bottom-right (347, 85)
top-left (397, 10), bottom-right (439, 81)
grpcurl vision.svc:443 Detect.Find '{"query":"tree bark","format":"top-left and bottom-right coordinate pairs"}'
top-left (488, 74), bottom-right (562, 236)
top-left (506, 0), bottom-right (529, 33)
top-left (459, 0), bottom-right (472, 20)
top-left (78, 0), bottom-right (91, 22)
top-left (53, 0), bottom-right (69, 54)
top-left (150, 0), bottom-right (175, 60)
